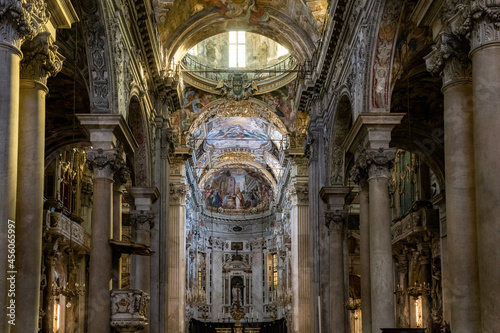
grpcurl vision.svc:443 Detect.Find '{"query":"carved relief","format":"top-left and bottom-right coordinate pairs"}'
top-left (110, 289), bottom-right (150, 332)
top-left (81, 0), bottom-right (111, 111)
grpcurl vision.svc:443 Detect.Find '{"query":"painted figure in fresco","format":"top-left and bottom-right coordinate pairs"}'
top-left (235, 188), bottom-right (244, 209)
top-left (204, 0), bottom-right (269, 24)
top-left (212, 189), bottom-right (221, 207)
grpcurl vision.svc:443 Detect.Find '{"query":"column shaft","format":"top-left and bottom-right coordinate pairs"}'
top-left (112, 186), bottom-right (122, 289)
top-left (330, 227), bottom-right (346, 332)
top-left (368, 175), bottom-right (394, 332)
top-left (13, 79), bottom-right (48, 333)
top-left (358, 182), bottom-right (372, 333)
top-left (442, 80), bottom-right (481, 332)
top-left (88, 177), bottom-right (113, 333)
top-left (471, 43), bottom-right (500, 333)
top-left (0, 45), bottom-right (21, 332)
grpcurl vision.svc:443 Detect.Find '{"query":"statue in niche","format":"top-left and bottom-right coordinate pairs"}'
top-left (231, 277), bottom-right (245, 305)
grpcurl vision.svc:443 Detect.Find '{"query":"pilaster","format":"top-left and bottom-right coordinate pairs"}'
top-left (287, 171), bottom-right (312, 333)
top-left (167, 155), bottom-right (189, 333)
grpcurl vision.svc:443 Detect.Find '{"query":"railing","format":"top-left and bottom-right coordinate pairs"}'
top-left (46, 211), bottom-right (91, 251)
top-left (180, 53), bottom-right (298, 82)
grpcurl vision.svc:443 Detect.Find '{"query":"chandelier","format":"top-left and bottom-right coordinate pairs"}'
top-left (407, 281), bottom-right (431, 300)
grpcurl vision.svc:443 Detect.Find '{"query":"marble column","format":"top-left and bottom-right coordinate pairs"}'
top-left (343, 113), bottom-right (403, 333)
top-left (321, 187), bottom-right (350, 333)
top-left (366, 148), bottom-right (396, 333)
top-left (14, 32), bottom-right (63, 333)
top-left (130, 187), bottom-right (159, 333)
top-left (288, 172), bottom-right (312, 333)
top-left (167, 158), bottom-right (189, 333)
top-left (111, 176), bottom-right (125, 289)
top-left (78, 115), bottom-right (130, 333)
top-left (354, 176), bottom-right (372, 333)
top-left (469, 5), bottom-right (500, 332)
top-left (425, 30), bottom-right (482, 333)
top-left (0, 9), bottom-right (32, 329)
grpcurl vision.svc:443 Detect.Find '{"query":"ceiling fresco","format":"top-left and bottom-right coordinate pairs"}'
top-left (154, 0), bottom-right (324, 63)
top-left (201, 167), bottom-right (273, 214)
top-left (206, 117), bottom-right (269, 149)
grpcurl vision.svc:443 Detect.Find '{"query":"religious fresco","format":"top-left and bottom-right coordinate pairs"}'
top-left (256, 83), bottom-right (296, 132)
top-left (177, 84), bottom-right (219, 132)
top-left (265, 152), bottom-right (282, 179)
top-left (203, 0), bottom-right (270, 25)
top-left (206, 117), bottom-right (269, 149)
top-left (203, 168), bottom-right (273, 213)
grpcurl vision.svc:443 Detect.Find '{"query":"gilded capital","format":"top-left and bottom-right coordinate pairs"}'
top-left (20, 31), bottom-right (64, 84)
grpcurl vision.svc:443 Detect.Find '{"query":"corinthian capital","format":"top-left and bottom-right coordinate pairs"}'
top-left (287, 182), bottom-right (309, 205)
top-left (131, 210), bottom-right (155, 231)
top-left (86, 148), bottom-right (126, 180)
top-left (0, 0), bottom-right (50, 49)
top-left (425, 31), bottom-right (471, 86)
top-left (471, 0), bottom-right (500, 49)
top-left (20, 31), bottom-right (64, 84)
top-left (354, 148), bottom-right (395, 179)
